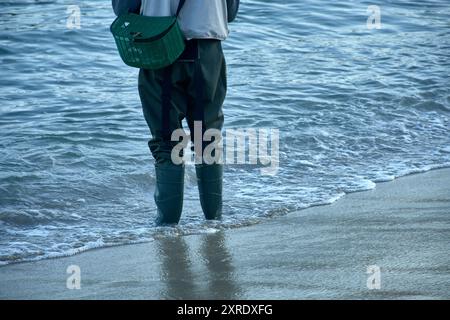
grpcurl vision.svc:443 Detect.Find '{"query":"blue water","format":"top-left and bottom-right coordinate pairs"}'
top-left (0, 0), bottom-right (449, 265)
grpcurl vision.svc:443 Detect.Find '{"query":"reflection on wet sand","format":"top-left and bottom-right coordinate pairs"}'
top-left (156, 231), bottom-right (241, 299)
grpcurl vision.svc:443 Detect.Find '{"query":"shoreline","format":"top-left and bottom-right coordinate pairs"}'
top-left (1, 167), bottom-right (449, 299)
top-left (2, 164), bottom-right (449, 269)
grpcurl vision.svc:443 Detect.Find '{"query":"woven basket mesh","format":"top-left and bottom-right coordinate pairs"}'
top-left (111, 13), bottom-right (185, 70)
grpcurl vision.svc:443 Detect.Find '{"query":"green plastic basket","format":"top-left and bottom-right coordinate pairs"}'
top-left (110, 13), bottom-right (186, 70)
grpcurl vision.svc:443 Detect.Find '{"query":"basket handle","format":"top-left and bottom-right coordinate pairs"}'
top-left (132, 20), bottom-right (177, 43)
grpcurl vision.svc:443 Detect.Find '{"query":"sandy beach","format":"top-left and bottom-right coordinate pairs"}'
top-left (1, 167), bottom-right (449, 300)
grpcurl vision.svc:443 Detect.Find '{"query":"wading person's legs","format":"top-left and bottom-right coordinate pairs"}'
top-left (138, 67), bottom-right (186, 225)
top-left (138, 39), bottom-right (226, 224)
top-left (185, 40), bottom-right (226, 221)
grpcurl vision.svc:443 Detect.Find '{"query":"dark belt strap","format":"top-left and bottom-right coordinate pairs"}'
top-left (194, 56), bottom-right (206, 155)
top-left (161, 65), bottom-right (173, 141)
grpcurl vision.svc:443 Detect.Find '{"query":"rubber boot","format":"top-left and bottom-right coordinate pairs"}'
top-left (195, 163), bottom-right (223, 220)
top-left (154, 161), bottom-right (185, 225)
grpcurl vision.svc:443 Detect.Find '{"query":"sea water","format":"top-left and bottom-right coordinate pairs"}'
top-left (0, 0), bottom-right (449, 265)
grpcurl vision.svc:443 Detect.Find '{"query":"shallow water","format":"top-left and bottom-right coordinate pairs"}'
top-left (0, 0), bottom-right (449, 265)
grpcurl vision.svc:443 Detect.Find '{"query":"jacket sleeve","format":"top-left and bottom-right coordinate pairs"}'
top-left (112, 0), bottom-right (141, 16)
top-left (226, 0), bottom-right (240, 23)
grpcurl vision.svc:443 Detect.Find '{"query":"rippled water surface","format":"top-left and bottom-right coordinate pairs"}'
top-left (1, 0), bottom-right (449, 265)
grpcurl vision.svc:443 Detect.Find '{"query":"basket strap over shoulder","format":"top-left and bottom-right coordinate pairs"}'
top-left (176, 0), bottom-right (186, 17)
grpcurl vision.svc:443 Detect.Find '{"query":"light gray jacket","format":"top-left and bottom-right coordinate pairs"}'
top-left (112, 0), bottom-right (240, 40)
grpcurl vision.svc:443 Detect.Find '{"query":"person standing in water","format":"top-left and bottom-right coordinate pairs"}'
top-left (112, 0), bottom-right (240, 225)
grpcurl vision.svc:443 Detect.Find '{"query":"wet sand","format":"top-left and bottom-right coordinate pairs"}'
top-left (1, 168), bottom-right (449, 299)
